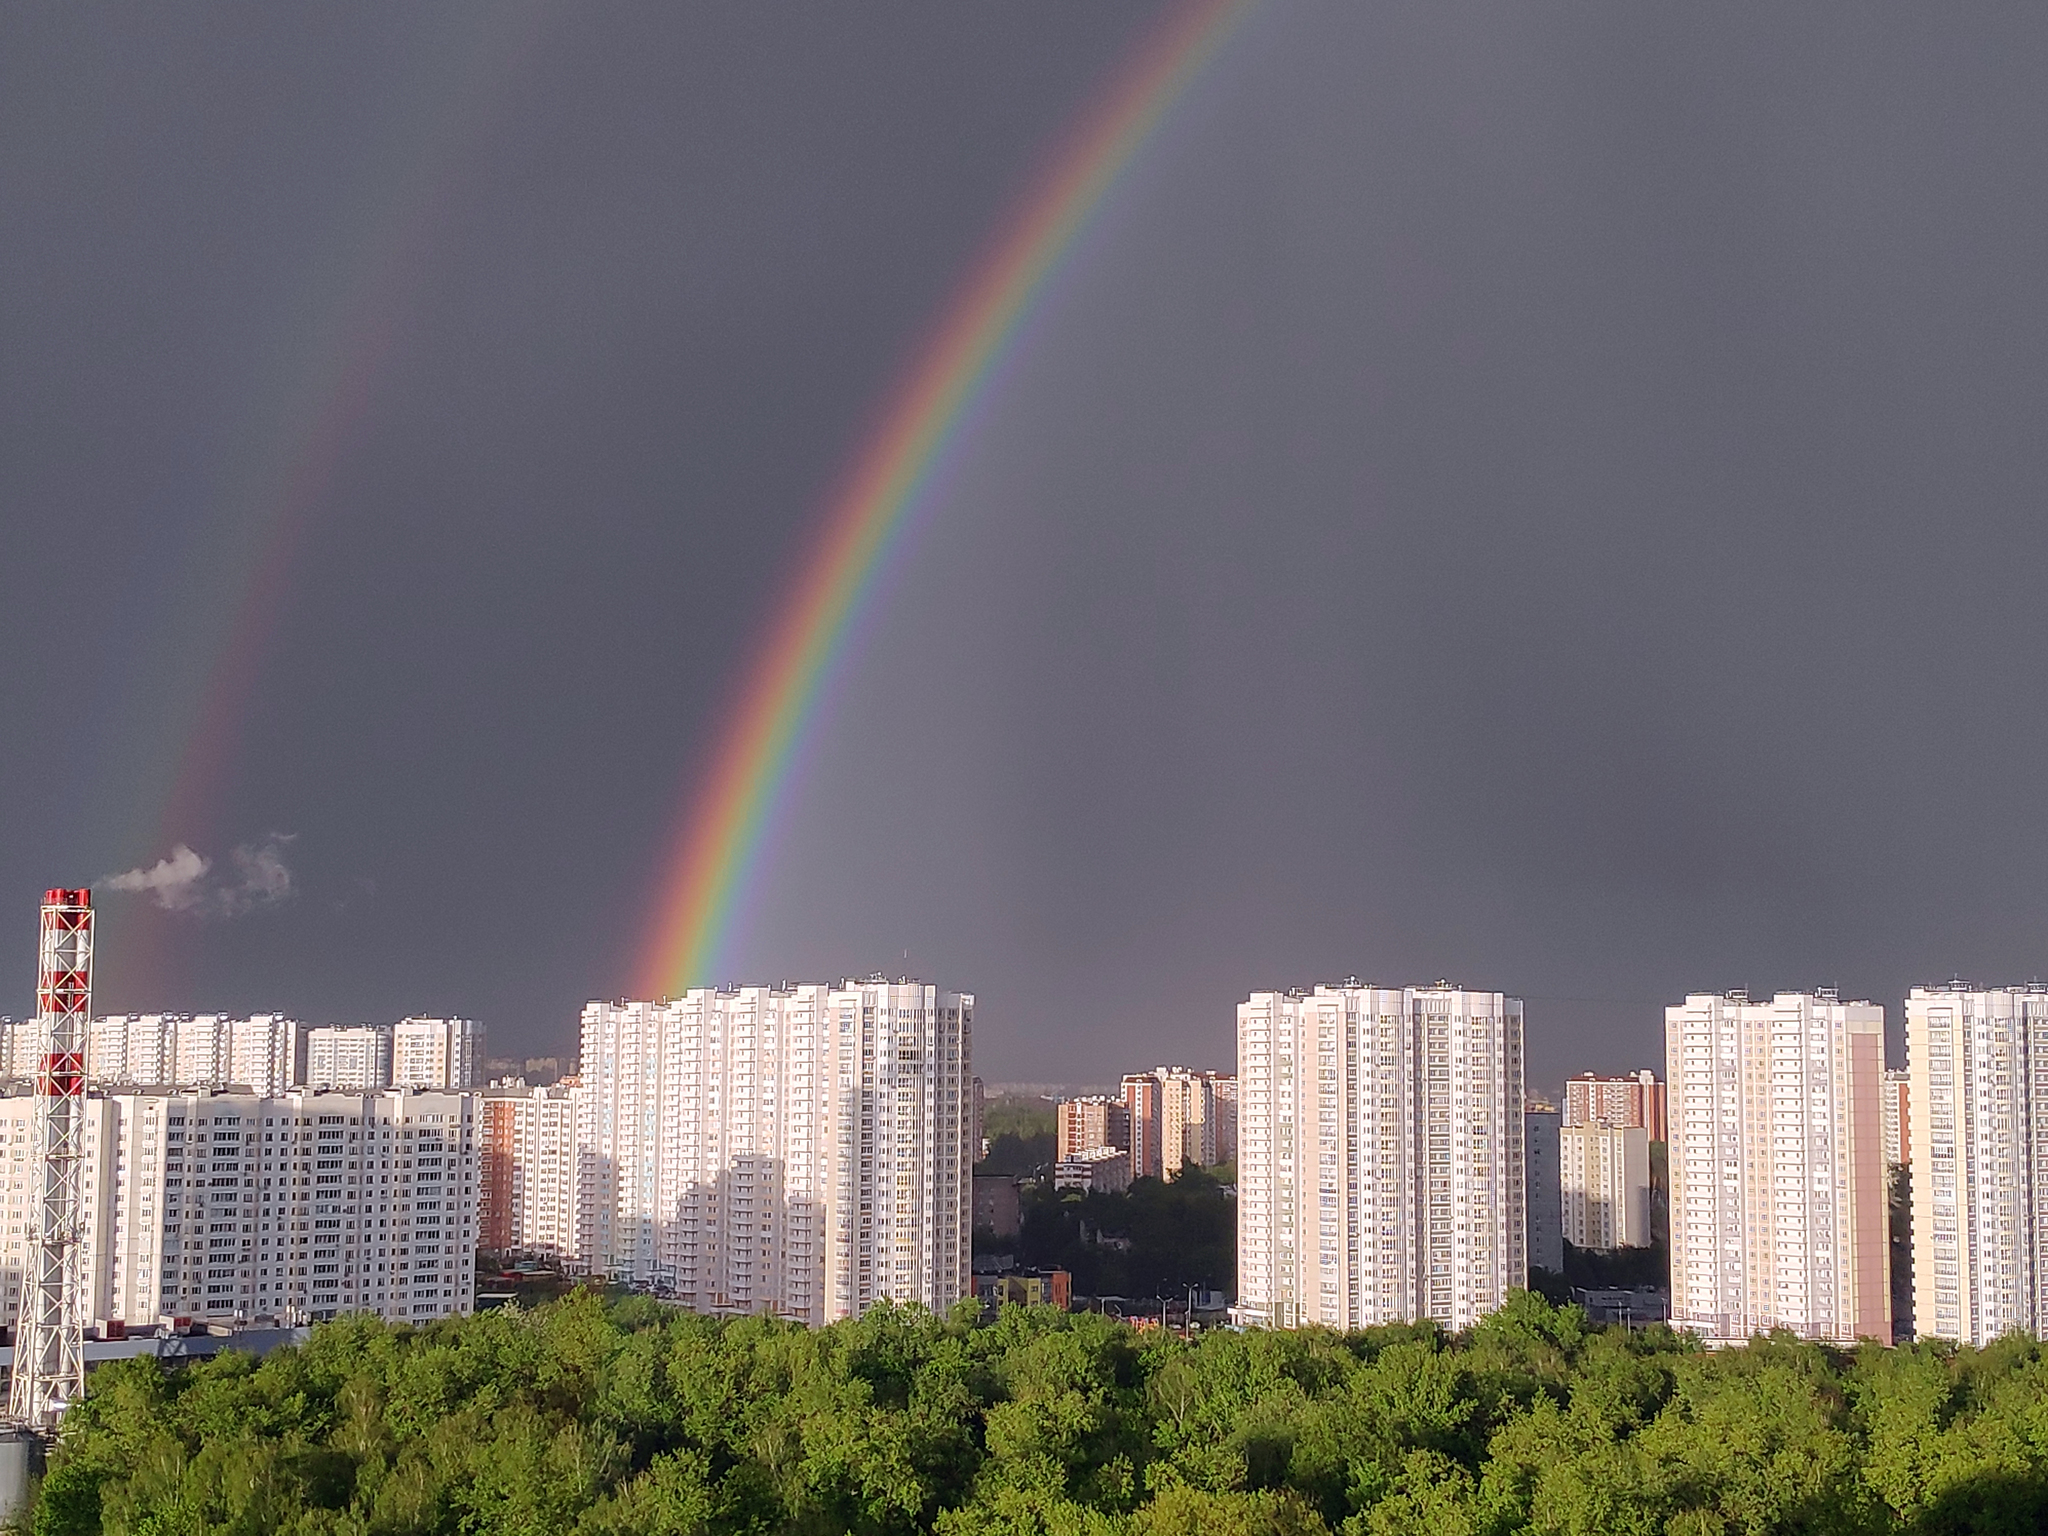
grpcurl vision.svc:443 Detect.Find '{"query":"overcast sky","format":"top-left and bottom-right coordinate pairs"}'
top-left (7, 3), bottom-right (2048, 1087)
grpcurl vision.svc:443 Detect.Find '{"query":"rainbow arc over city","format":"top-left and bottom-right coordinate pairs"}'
top-left (637, 0), bottom-right (1253, 996)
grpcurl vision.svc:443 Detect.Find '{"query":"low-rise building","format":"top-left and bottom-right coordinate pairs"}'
top-left (1053, 1146), bottom-right (1132, 1194)
top-left (972, 1268), bottom-right (1071, 1311)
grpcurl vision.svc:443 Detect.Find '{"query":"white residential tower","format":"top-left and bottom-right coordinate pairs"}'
top-left (577, 979), bottom-right (972, 1323)
top-left (1236, 983), bottom-right (1527, 1330)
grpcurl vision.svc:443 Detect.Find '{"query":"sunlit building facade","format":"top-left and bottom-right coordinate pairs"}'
top-left (394, 1017), bottom-right (484, 1090)
top-left (0, 1087), bottom-right (477, 1330)
top-left (578, 980), bottom-right (972, 1323)
top-left (1907, 984), bottom-right (2048, 1346)
top-left (1560, 1123), bottom-right (1652, 1250)
top-left (1236, 983), bottom-right (1527, 1330)
top-left (1666, 991), bottom-right (1888, 1344)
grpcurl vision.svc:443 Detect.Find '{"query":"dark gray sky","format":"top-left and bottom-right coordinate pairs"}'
top-left (7, 3), bottom-right (2048, 1089)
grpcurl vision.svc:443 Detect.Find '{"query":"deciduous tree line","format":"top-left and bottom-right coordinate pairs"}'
top-left (31, 1291), bottom-right (2048, 1535)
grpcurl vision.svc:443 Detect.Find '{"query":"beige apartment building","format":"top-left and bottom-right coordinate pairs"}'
top-left (1666, 990), bottom-right (1888, 1345)
top-left (1560, 1122), bottom-right (1651, 1250)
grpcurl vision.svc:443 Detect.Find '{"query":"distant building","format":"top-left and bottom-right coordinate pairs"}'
top-left (973, 1174), bottom-right (1022, 1239)
top-left (1906, 984), bottom-right (2048, 1346)
top-left (1054, 1146), bottom-right (1132, 1194)
top-left (1575, 1288), bottom-right (1669, 1327)
top-left (66, 1014), bottom-right (302, 1095)
top-left (1056, 1095), bottom-right (1129, 1161)
top-left (393, 1017), bottom-right (484, 1090)
top-left (480, 1093), bottom-right (520, 1253)
top-left (1120, 1067), bottom-right (1221, 1178)
top-left (1525, 1101), bottom-right (1564, 1273)
top-left (1881, 1067), bottom-right (1909, 1168)
top-left (1667, 991), bottom-right (1888, 1345)
top-left (1205, 1072), bottom-right (1238, 1163)
top-left (479, 1078), bottom-right (583, 1263)
top-left (1121, 1073), bottom-right (1162, 1178)
top-left (1563, 1070), bottom-right (1666, 1141)
top-left (304, 1026), bottom-right (393, 1090)
top-left (1237, 983), bottom-right (1526, 1331)
top-left (1560, 1123), bottom-right (1651, 1250)
top-left (577, 981), bottom-right (972, 1323)
top-left (973, 1268), bottom-right (1070, 1311)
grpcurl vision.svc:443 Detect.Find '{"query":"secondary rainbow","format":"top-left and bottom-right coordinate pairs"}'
top-left (639, 0), bottom-right (1253, 995)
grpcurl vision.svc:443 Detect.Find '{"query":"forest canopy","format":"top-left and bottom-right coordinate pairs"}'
top-left (32, 1292), bottom-right (2048, 1535)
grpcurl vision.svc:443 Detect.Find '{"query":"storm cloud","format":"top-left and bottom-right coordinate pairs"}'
top-left (7, 4), bottom-right (2048, 1087)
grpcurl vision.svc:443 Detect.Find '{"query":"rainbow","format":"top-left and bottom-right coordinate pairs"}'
top-left (638, 0), bottom-right (1254, 995)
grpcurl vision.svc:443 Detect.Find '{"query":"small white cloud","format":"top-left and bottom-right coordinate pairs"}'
top-left (105, 845), bottom-right (211, 911)
top-left (103, 834), bottom-right (297, 918)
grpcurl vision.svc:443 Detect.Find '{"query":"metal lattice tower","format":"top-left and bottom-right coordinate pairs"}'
top-left (7, 890), bottom-right (92, 1428)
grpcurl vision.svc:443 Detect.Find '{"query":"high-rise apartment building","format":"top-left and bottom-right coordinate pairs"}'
top-left (305, 1027), bottom-right (394, 1090)
top-left (1882, 1067), bottom-right (1910, 1169)
top-left (1563, 1070), bottom-right (1667, 1142)
top-left (1056, 1095), bottom-right (1129, 1161)
top-left (1666, 991), bottom-right (1888, 1345)
top-left (1120, 1072), bottom-right (1162, 1179)
top-left (578, 980), bottom-right (972, 1323)
top-left (0, 1087), bottom-right (476, 1330)
top-left (1525, 1100), bottom-right (1564, 1273)
top-left (1205, 1072), bottom-right (1238, 1164)
top-left (393, 1017), bottom-right (484, 1090)
top-left (480, 1093), bottom-right (519, 1253)
top-left (14, 1015), bottom-right (303, 1095)
top-left (1236, 984), bottom-right (1526, 1330)
top-left (479, 1079), bottom-right (582, 1262)
top-left (1560, 1123), bottom-right (1651, 1250)
top-left (1906, 985), bottom-right (2048, 1345)
top-left (1120, 1067), bottom-right (1219, 1178)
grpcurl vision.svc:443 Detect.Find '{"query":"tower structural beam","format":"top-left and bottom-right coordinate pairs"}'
top-left (7, 889), bottom-right (92, 1429)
